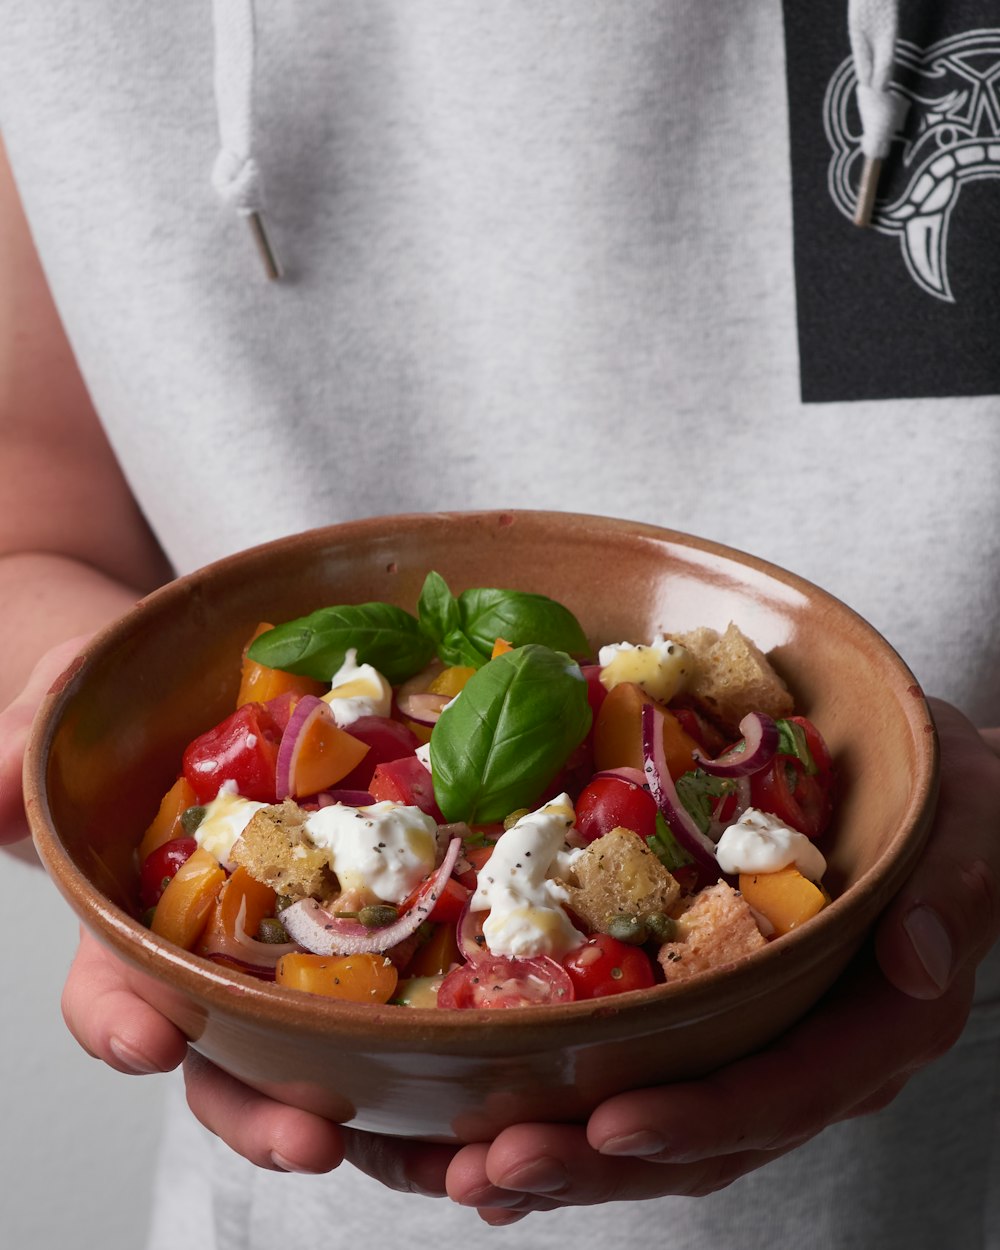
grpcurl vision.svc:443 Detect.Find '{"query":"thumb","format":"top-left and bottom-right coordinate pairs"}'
top-left (875, 698), bottom-right (1000, 1000)
top-left (0, 634), bottom-right (94, 846)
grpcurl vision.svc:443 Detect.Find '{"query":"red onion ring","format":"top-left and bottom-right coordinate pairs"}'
top-left (396, 691), bottom-right (451, 727)
top-left (197, 895), bottom-right (300, 977)
top-left (641, 703), bottom-right (719, 878)
top-left (278, 837), bottom-right (462, 956)
top-left (275, 695), bottom-right (329, 800)
top-left (693, 712), bottom-right (779, 778)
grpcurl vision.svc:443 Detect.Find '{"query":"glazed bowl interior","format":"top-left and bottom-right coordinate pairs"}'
top-left (24, 510), bottom-right (938, 1140)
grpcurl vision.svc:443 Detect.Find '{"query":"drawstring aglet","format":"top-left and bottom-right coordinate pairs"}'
top-left (248, 211), bottom-right (281, 280)
top-left (853, 155), bottom-right (882, 228)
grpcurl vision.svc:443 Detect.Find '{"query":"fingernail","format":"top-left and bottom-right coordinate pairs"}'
top-left (597, 1130), bottom-right (666, 1158)
top-left (109, 1037), bottom-right (163, 1075)
top-left (270, 1151), bottom-right (325, 1175)
top-left (904, 905), bottom-right (953, 992)
top-left (498, 1157), bottom-right (568, 1194)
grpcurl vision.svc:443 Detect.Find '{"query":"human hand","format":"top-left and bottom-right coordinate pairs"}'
top-left (445, 698), bottom-right (1000, 1224)
top-left (0, 635), bottom-right (94, 848)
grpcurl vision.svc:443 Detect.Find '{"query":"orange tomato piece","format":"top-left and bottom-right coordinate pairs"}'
top-left (236, 623), bottom-right (325, 708)
top-left (291, 714), bottom-right (370, 796)
top-left (408, 922), bottom-right (462, 978)
top-left (194, 866), bottom-right (276, 955)
top-left (138, 776), bottom-right (198, 862)
top-left (427, 665), bottom-right (477, 697)
top-left (593, 682), bottom-right (700, 779)
top-left (275, 952), bottom-right (399, 1003)
top-left (490, 638), bottom-right (513, 658)
top-left (150, 847), bottom-right (226, 949)
top-left (739, 865), bottom-right (827, 937)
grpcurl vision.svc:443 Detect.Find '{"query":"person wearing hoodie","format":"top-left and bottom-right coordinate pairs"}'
top-left (1, 1), bottom-right (998, 1246)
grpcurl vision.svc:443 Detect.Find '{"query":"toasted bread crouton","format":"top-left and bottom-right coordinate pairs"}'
top-left (230, 799), bottom-right (334, 900)
top-left (657, 880), bottom-right (765, 981)
top-left (674, 622), bottom-right (793, 731)
top-left (562, 827), bottom-right (680, 934)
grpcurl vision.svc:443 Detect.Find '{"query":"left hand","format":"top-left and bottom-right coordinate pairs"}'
top-left (445, 699), bottom-right (1000, 1225)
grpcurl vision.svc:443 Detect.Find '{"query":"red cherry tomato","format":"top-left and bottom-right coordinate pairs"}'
top-left (138, 836), bottom-right (198, 910)
top-left (182, 702), bottom-right (283, 804)
top-left (751, 755), bottom-right (832, 839)
top-left (369, 755), bottom-right (443, 819)
top-left (437, 955), bottom-right (575, 1008)
top-left (401, 873), bottom-right (471, 925)
top-left (789, 715), bottom-right (834, 782)
top-left (574, 775), bottom-right (658, 844)
top-left (562, 933), bottom-right (657, 999)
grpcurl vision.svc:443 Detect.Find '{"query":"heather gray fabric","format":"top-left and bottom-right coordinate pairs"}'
top-left (1, 2), bottom-right (997, 1247)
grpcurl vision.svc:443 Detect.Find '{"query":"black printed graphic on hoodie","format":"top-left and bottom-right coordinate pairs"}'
top-left (783, 0), bottom-right (1000, 403)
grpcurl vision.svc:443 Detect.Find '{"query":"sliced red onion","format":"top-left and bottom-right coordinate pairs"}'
top-left (278, 837), bottom-right (462, 956)
top-left (641, 703), bottom-right (719, 878)
top-left (198, 895), bottom-right (299, 977)
top-left (396, 690), bottom-right (450, 727)
top-left (592, 766), bottom-right (648, 788)
top-left (315, 789), bottom-right (375, 807)
top-left (457, 894), bottom-right (489, 963)
top-left (275, 695), bottom-right (329, 800)
top-left (693, 712), bottom-right (778, 778)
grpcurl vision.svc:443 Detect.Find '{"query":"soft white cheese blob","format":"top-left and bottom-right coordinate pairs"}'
top-left (715, 807), bottom-right (827, 880)
top-left (597, 634), bottom-right (689, 703)
top-left (471, 794), bottom-right (585, 959)
top-left (194, 784), bottom-right (268, 864)
top-left (304, 800), bottom-right (438, 903)
top-left (321, 649), bottom-right (392, 726)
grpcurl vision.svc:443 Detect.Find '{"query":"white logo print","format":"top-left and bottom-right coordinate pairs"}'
top-left (824, 29), bottom-right (1000, 302)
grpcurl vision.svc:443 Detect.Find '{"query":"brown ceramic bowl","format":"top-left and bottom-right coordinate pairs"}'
top-left (24, 510), bottom-right (938, 1141)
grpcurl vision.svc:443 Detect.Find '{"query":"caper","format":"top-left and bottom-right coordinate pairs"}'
top-left (357, 904), bottom-right (399, 929)
top-left (643, 912), bottom-right (677, 943)
top-left (605, 914), bottom-right (649, 945)
top-left (256, 917), bottom-right (290, 944)
top-left (503, 808), bottom-right (531, 831)
top-left (180, 805), bottom-right (207, 834)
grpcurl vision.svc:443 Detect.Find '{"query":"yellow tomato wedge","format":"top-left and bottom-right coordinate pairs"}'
top-left (593, 681), bottom-right (699, 779)
top-left (490, 638), bottom-right (514, 658)
top-left (275, 952), bottom-right (399, 1003)
top-left (139, 776), bottom-right (198, 861)
top-left (739, 865), bottom-right (827, 936)
top-left (236, 622), bottom-right (325, 707)
top-left (151, 847), bottom-right (226, 949)
top-left (194, 866), bottom-right (276, 956)
top-left (291, 714), bottom-right (370, 796)
top-left (427, 665), bottom-right (477, 697)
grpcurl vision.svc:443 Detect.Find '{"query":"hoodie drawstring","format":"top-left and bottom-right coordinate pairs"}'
top-left (848, 0), bottom-right (905, 226)
top-left (211, 0), bottom-right (281, 278)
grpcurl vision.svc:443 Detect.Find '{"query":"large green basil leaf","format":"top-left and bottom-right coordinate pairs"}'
top-left (429, 644), bottom-right (592, 824)
top-left (456, 587), bottom-right (589, 662)
top-left (246, 602), bottom-right (434, 685)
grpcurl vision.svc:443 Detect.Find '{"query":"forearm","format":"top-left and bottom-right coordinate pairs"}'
top-left (0, 550), bottom-right (158, 708)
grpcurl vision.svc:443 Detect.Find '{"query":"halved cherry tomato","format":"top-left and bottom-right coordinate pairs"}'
top-left (138, 776), bottom-right (198, 862)
top-left (182, 702), bottom-right (283, 804)
top-left (139, 836), bottom-right (197, 910)
top-left (408, 921), bottom-right (462, 977)
top-left (563, 933), bottom-right (657, 999)
top-left (437, 955), bottom-right (575, 1008)
top-left (751, 754), bottom-right (832, 839)
top-left (401, 873), bottom-right (471, 925)
top-left (369, 756), bottom-right (444, 819)
top-left (574, 775), bottom-right (658, 843)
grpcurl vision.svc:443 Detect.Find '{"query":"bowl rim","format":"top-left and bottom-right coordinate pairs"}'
top-left (24, 509), bottom-right (940, 1046)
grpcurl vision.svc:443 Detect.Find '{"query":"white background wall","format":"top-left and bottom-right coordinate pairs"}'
top-left (3, 841), bottom-right (165, 1249)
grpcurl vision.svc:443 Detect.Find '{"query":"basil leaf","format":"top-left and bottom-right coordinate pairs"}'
top-left (416, 571), bottom-right (461, 648)
top-left (647, 814), bottom-right (694, 872)
top-left (437, 628), bottom-right (488, 669)
top-left (456, 588), bottom-right (589, 663)
top-left (247, 603), bottom-right (434, 685)
top-left (775, 719), bottom-right (817, 773)
top-left (429, 644), bottom-right (592, 824)
top-left (674, 770), bottom-right (738, 835)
